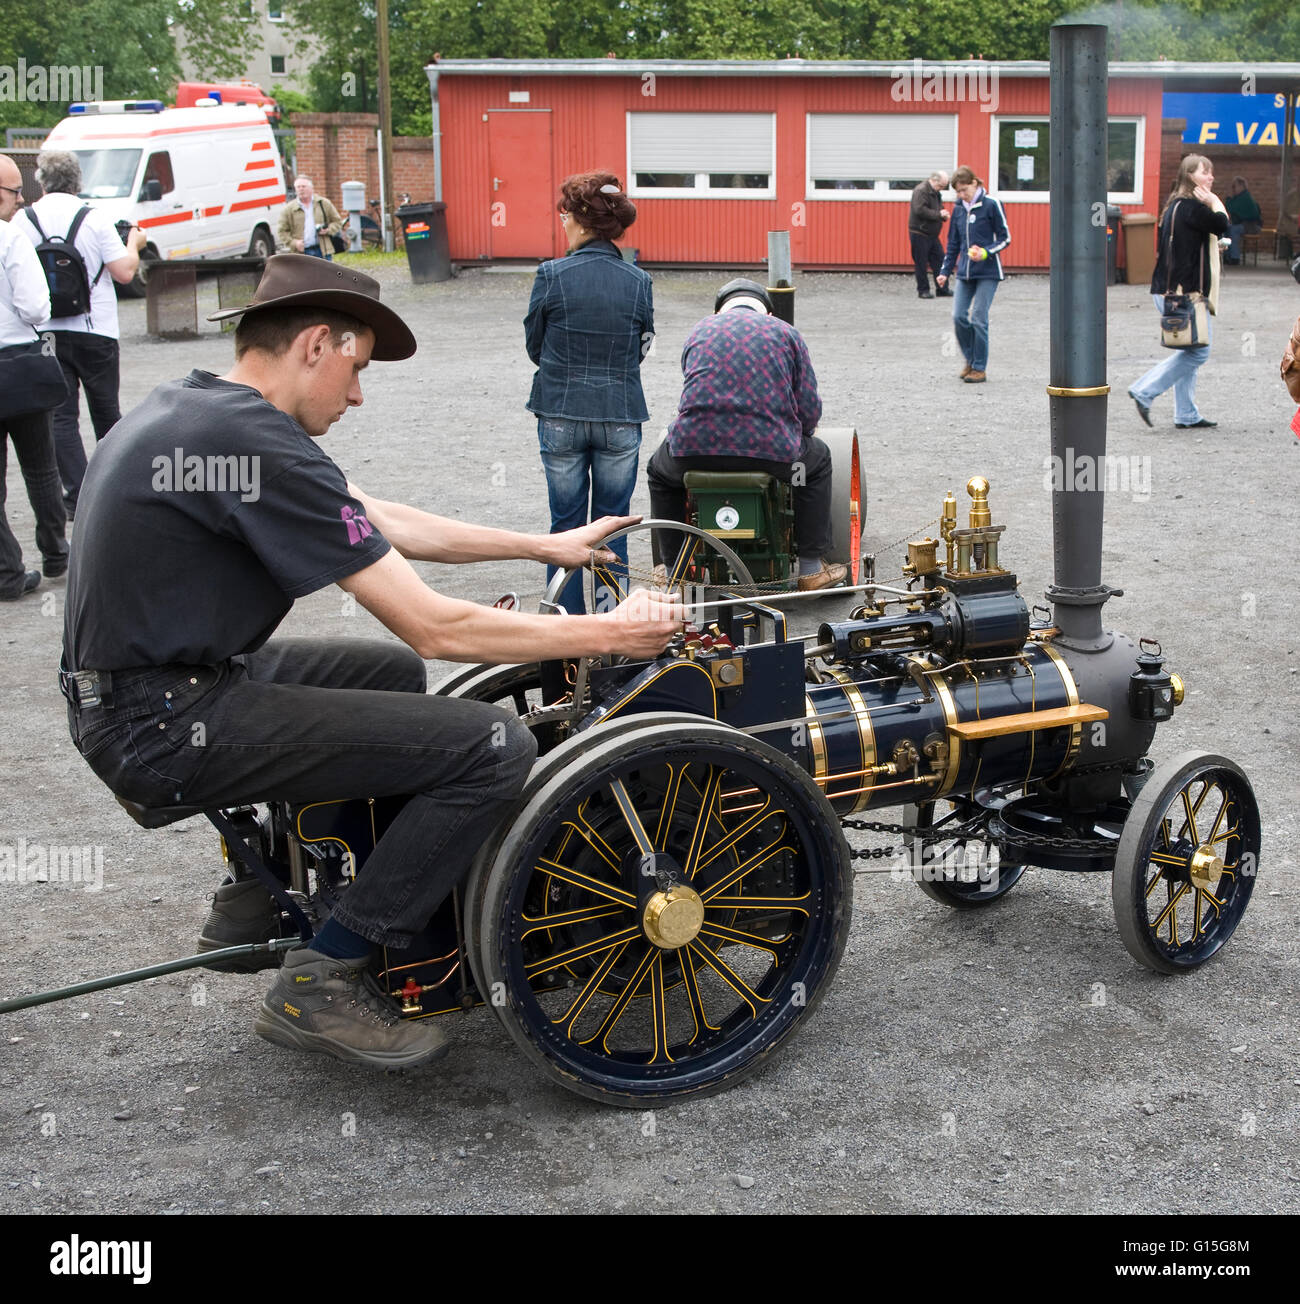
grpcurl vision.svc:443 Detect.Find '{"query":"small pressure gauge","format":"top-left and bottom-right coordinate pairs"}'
top-left (715, 505), bottom-right (740, 531)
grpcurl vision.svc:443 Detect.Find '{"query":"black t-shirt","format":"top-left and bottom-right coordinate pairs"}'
top-left (63, 370), bottom-right (391, 669)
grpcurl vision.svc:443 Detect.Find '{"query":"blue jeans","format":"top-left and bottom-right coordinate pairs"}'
top-left (952, 277), bottom-right (999, 372)
top-left (1129, 293), bottom-right (1212, 425)
top-left (1226, 223), bottom-right (1244, 263)
top-left (537, 418), bottom-right (641, 613)
top-left (303, 243), bottom-right (332, 261)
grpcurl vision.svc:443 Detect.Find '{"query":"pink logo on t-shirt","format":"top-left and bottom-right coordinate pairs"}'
top-left (341, 505), bottom-right (374, 546)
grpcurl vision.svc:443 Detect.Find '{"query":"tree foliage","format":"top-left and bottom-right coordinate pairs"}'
top-left (0, 0), bottom-right (262, 128)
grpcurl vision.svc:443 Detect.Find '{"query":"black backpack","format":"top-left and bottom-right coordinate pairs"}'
top-left (24, 206), bottom-right (103, 318)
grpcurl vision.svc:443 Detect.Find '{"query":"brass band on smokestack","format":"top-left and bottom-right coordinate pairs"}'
top-left (1046, 23), bottom-right (1116, 650)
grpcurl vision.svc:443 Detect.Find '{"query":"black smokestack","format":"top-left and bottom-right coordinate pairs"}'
top-left (1046, 22), bottom-right (1115, 649)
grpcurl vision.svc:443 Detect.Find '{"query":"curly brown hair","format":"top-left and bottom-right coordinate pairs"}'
top-left (557, 171), bottom-right (637, 241)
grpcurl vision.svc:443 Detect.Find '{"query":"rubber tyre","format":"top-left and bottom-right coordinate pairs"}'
top-left (1112, 751), bottom-right (1260, 973)
top-left (474, 718), bottom-right (852, 1105)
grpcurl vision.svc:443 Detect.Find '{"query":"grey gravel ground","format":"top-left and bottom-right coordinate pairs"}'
top-left (0, 259), bottom-right (1297, 1218)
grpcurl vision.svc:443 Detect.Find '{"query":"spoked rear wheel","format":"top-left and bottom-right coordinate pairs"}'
top-left (475, 719), bottom-right (852, 1104)
top-left (1112, 752), bottom-right (1260, 973)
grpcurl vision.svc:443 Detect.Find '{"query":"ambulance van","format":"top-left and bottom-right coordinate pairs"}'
top-left (40, 99), bottom-right (287, 289)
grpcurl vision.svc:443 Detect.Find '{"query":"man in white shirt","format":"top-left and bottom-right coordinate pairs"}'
top-left (0, 153), bottom-right (67, 599)
top-left (17, 150), bottom-right (145, 518)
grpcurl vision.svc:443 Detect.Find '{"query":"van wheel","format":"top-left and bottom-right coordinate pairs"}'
top-left (116, 244), bottom-right (159, 300)
top-left (248, 227), bottom-right (275, 260)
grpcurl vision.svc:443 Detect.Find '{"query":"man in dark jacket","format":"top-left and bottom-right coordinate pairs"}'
top-left (908, 171), bottom-right (950, 299)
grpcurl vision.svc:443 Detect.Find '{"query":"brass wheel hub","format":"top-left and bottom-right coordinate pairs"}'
top-left (1188, 844), bottom-right (1224, 893)
top-left (642, 884), bottom-right (705, 949)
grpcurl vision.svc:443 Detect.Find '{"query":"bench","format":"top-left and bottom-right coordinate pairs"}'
top-left (1240, 227), bottom-right (1276, 266)
top-left (143, 255), bottom-right (267, 340)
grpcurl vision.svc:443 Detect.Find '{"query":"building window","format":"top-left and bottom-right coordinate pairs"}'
top-left (268, 2), bottom-right (284, 19)
top-left (807, 113), bottom-right (957, 199)
top-left (991, 117), bottom-right (1144, 203)
top-left (238, 0), bottom-right (254, 19)
top-left (627, 113), bottom-right (775, 198)
top-left (270, 55), bottom-right (286, 76)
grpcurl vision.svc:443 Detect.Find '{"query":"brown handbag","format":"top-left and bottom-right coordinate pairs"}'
top-left (1282, 315), bottom-right (1300, 403)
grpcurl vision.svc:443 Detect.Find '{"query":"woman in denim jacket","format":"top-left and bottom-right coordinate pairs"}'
top-left (525, 172), bottom-right (654, 612)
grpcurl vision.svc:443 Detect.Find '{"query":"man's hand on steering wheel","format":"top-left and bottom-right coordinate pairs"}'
top-left (542, 515), bottom-right (642, 569)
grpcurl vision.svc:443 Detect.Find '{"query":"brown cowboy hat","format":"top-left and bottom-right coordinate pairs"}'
top-left (207, 253), bottom-right (416, 360)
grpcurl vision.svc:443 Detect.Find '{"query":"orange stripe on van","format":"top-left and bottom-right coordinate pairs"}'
top-left (138, 211), bottom-right (193, 229)
top-left (237, 177), bottom-right (280, 192)
top-left (245, 158), bottom-right (276, 171)
top-left (203, 205), bottom-right (223, 217)
top-left (250, 140), bottom-right (272, 150)
top-left (230, 193), bottom-right (285, 213)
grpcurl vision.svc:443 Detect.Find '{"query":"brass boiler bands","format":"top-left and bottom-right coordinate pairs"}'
top-left (802, 645), bottom-right (1077, 815)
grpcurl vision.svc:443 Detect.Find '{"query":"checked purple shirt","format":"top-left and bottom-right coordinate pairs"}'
top-left (667, 309), bottom-right (822, 460)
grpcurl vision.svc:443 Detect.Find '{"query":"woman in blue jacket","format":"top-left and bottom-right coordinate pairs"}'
top-left (525, 172), bottom-right (654, 612)
top-left (937, 166), bottom-right (1011, 384)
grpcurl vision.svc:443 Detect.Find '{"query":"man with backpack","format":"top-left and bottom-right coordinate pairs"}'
top-left (17, 150), bottom-right (146, 518)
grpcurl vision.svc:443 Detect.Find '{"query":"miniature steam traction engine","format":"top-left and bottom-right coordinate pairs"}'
top-left (1, 25), bottom-right (1261, 1106)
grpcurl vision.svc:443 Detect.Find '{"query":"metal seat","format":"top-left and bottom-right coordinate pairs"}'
top-left (115, 795), bottom-right (210, 829)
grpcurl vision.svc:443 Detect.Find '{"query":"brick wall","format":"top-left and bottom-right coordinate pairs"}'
top-left (1160, 117), bottom-right (1300, 232)
top-left (288, 113), bottom-right (437, 232)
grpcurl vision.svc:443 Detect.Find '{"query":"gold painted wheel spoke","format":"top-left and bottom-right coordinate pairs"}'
top-left (1204, 792), bottom-right (1230, 846)
top-left (654, 762), bottom-right (688, 848)
top-left (648, 953), bottom-right (674, 1064)
top-left (1159, 816), bottom-right (1172, 849)
top-left (1208, 823), bottom-right (1242, 845)
top-left (592, 563), bottom-right (626, 608)
top-left (1144, 865), bottom-right (1166, 898)
top-left (552, 941), bottom-right (633, 1035)
top-left (701, 837), bottom-right (799, 903)
top-left (608, 777), bottom-right (656, 857)
top-left (1179, 788), bottom-right (1200, 845)
top-left (567, 809), bottom-right (622, 871)
top-left (668, 535), bottom-right (700, 591)
top-left (525, 926), bottom-right (643, 978)
top-left (536, 856), bottom-right (636, 909)
top-left (1152, 880), bottom-right (1189, 940)
top-left (685, 940), bottom-right (770, 1017)
top-left (683, 765), bottom-right (726, 877)
top-left (695, 801), bottom-right (777, 876)
top-left (681, 947), bottom-right (721, 1037)
top-left (585, 945), bottom-right (657, 1051)
top-left (521, 903), bottom-right (627, 938)
top-left (1149, 851), bottom-right (1187, 869)
top-left (698, 921), bottom-right (781, 958)
top-left (706, 892), bottom-right (811, 913)
top-left (1196, 887), bottom-right (1223, 919)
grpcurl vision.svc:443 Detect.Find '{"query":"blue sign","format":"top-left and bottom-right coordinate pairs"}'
top-left (1163, 91), bottom-right (1300, 146)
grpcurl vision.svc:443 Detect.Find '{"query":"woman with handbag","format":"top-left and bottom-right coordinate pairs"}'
top-left (524, 171), bottom-right (653, 613)
top-left (0, 154), bottom-right (68, 600)
top-left (1128, 154), bottom-right (1229, 430)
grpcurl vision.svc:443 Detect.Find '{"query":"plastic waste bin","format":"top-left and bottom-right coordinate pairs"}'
top-left (1122, 213), bottom-right (1158, 287)
top-left (1106, 205), bottom-right (1123, 285)
top-left (396, 201), bottom-right (451, 284)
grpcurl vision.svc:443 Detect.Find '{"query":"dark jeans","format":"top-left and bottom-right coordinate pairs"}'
top-left (50, 330), bottom-right (121, 507)
top-left (66, 638), bottom-right (537, 947)
top-left (646, 435), bottom-right (834, 566)
top-left (910, 232), bottom-right (944, 293)
top-left (0, 407), bottom-right (67, 595)
top-left (303, 244), bottom-right (333, 261)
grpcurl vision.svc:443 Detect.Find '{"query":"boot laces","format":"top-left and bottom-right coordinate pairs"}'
top-left (328, 964), bottom-right (400, 1027)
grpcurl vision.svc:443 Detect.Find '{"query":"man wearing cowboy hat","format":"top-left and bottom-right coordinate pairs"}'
top-left (60, 253), bottom-right (684, 1070)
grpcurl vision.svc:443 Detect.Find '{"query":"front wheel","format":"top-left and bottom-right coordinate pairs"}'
top-left (248, 226), bottom-right (275, 259)
top-left (474, 719), bottom-right (852, 1104)
top-left (1112, 752), bottom-right (1260, 973)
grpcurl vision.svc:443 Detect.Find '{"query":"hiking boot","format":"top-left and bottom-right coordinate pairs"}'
top-left (198, 877), bottom-right (284, 972)
top-left (959, 362), bottom-right (973, 379)
top-left (254, 947), bottom-right (449, 1070)
top-left (797, 560), bottom-right (849, 592)
top-left (963, 370), bottom-right (987, 384)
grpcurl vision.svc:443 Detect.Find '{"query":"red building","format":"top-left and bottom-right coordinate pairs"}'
top-left (426, 58), bottom-right (1166, 269)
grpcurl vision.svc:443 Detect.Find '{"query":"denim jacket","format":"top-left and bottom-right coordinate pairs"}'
top-left (524, 240), bottom-right (654, 422)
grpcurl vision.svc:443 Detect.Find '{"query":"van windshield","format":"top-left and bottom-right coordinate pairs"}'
top-left (73, 149), bottom-right (142, 199)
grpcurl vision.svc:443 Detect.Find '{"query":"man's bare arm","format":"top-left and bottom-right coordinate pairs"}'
top-left (348, 481), bottom-right (636, 570)
top-left (338, 549), bottom-right (683, 663)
